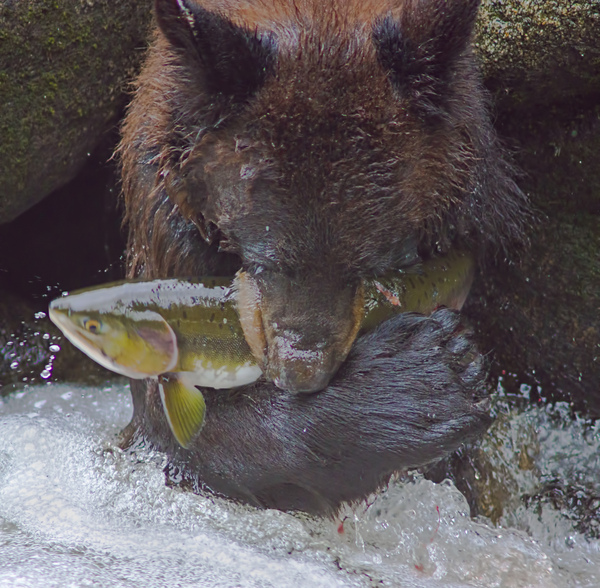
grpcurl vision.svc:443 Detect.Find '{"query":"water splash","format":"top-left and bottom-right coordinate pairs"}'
top-left (0, 384), bottom-right (599, 587)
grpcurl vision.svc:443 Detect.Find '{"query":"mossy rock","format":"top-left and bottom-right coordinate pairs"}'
top-left (0, 0), bottom-right (152, 223)
top-left (476, 0), bottom-right (600, 111)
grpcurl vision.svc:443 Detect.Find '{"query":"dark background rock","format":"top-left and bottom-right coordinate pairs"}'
top-left (497, 101), bottom-right (600, 214)
top-left (0, 137), bottom-right (125, 391)
top-left (465, 214), bottom-right (600, 415)
top-left (0, 134), bottom-right (125, 299)
top-left (464, 94), bottom-right (600, 415)
top-left (0, 0), bottom-right (152, 223)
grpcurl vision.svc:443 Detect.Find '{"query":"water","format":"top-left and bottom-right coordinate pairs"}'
top-left (0, 383), bottom-right (599, 587)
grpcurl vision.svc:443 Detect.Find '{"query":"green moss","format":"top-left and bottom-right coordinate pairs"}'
top-left (476, 0), bottom-right (600, 110)
top-left (0, 0), bottom-right (152, 222)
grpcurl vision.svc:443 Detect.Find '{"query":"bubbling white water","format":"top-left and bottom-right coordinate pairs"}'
top-left (0, 383), bottom-right (598, 587)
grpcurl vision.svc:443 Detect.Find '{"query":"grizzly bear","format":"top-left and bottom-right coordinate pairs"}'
top-left (118, 0), bottom-right (530, 514)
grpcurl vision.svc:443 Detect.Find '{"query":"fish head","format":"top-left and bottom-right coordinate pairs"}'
top-left (49, 301), bottom-right (177, 379)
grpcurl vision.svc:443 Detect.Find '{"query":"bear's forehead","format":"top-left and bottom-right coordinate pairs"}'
top-left (187, 0), bottom-right (405, 31)
top-left (239, 54), bottom-right (413, 186)
top-left (249, 45), bottom-right (400, 138)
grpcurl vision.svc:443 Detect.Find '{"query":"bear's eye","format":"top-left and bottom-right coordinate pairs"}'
top-left (234, 136), bottom-right (251, 152)
top-left (218, 236), bottom-right (239, 255)
top-left (83, 318), bottom-right (102, 334)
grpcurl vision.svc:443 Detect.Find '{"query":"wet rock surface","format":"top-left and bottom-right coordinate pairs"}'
top-left (463, 96), bottom-right (600, 413)
top-left (466, 214), bottom-right (600, 415)
top-left (0, 0), bottom-right (152, 223)
top-left (428, 395), bottom-right (600, 544)
top-left (476, 0), bottom-right (600, 111)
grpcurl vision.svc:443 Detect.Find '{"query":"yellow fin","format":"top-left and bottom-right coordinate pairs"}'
top-left (158, 374), bottom-right (206, 448)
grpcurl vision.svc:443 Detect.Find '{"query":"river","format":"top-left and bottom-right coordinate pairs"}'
top-left (1, 379), bottom-right (599, 587)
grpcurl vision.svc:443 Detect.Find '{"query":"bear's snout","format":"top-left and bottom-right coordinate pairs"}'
top-left (235, 270), bottom-right (364, 393)
top-left (265, 329), bottom-right (343, 393)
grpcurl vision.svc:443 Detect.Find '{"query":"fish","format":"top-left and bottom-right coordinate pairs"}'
top-left (48, 249), bottom-right (474, 448)
top-left (361, 248), bottom-right (475, 331)
top-left (49, 277), bottom-right (259, 449)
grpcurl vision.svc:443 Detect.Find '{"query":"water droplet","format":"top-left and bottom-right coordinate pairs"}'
top-left (49, 344), bottom-right (61, 353)
top-left (34, 311), bottom-right (46, 319)
top-left (10, 361), bottom-right (19, 370)
top-left (40, 369), bottom-right (52, 379)
top-left (43, 333), bottom-right (50, 340)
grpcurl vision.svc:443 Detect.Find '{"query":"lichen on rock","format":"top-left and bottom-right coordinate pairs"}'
top-left (0, 0), bottom-right (153, 223)
top-left (475, 0), bottom-right (600, 110)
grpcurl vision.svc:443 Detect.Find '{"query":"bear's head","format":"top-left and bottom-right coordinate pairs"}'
top-left (137, 0), bottom-right (527, 392)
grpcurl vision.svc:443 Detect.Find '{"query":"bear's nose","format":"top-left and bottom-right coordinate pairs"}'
top-left (265, 331), bottom-right (341, 393)
top-left (272, 369), bottom-right (335, 394)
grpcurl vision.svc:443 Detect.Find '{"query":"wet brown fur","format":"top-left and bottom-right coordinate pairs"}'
top-left (120, 0), bottom-right (529, 280)
top-left (118, 0), bottom-right (529, 513)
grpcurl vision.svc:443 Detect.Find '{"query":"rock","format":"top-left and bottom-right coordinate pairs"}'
top-left (0, 136), bottom-right (125, 300)
top-left (427, 406), bottom-right (541, 525)
top-left (463, 97), bottom-right (600, 414)
top-left (499, 102), bottom-right (600, 214)
top-left (466, 214), bottom-right (600, 416)
top-left (0, 0), bottom-right (152, 223)
top-left (0, 141), bottom-right (125, 392)
top-left (428, 401), bottom-right (600, 540)
top-left (475, 0), bottom-right (600, 111)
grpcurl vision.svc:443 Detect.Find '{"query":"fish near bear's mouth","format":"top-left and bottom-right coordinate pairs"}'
top-left (234, 270), bottom-right (364, 393)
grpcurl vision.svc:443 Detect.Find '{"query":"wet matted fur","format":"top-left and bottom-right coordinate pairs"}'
top-left (118, 0), bottom-right (529, 514)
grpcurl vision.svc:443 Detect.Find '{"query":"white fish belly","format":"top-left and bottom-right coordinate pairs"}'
top-left (182, 361), bottom-right (262, 389)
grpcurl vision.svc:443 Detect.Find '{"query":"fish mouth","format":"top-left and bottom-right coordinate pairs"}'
top-left (48, 308), bottom-right (151, 380)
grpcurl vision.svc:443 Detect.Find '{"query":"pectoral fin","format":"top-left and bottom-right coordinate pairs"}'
top-left (158, 373), bottom-right (206, 448)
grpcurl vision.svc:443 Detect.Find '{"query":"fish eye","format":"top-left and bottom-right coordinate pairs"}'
top-left (83, 318), bottom-right (102, 334)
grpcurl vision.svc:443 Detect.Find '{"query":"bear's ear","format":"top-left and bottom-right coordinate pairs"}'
top-left (154, 0), bottom-right (276, 100)
top-left (373, 0), bottom-right (480, 100)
